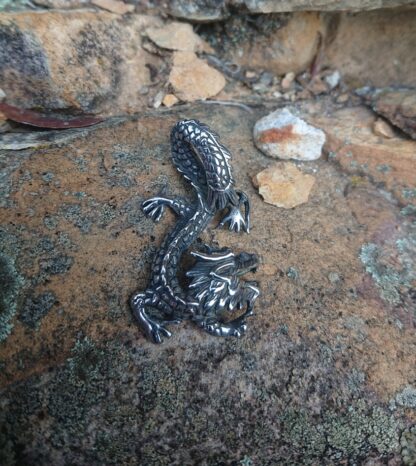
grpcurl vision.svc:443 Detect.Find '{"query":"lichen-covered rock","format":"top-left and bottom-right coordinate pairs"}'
top-left (0, 10), bottom-right (162, 115)
top-left (0, 103), bottom-right (414, 464)
top-left (253, 107), bottom-right (325, 160)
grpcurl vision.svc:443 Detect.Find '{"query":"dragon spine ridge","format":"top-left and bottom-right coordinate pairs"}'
top-left (130, 120), bottom-right (260, 343)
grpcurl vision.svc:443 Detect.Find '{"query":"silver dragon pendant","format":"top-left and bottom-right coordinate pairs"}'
top-left (130, 120), bottom-right (260, 343)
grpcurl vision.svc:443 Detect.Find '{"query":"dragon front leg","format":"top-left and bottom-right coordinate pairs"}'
top-left (142, 196), bottom-right (192, 223)
top-left (218, 190), bottom-right (251, 233)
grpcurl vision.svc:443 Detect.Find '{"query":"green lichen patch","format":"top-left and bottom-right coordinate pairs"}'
top-left (359, 234), bottom-right (415, 308)
top-left (19, 291), bottom-right (56, 329)
top-left (401, 426), bottom-right (416, 466)
top-left (324, 402), bottom-right (400, 460)
top-left (38, 254), bottom-right (73, 277)
top-left (0, 254), bottom-right (24, 343)
top-left (395, 386), bottom-right (416, 409)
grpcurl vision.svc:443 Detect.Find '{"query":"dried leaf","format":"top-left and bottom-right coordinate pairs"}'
top-left (0, 102), bottom-right (104, 129)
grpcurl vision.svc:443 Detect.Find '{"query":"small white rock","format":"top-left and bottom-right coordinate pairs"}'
top-left (0, 88), bottom-right (5, 101)
top-left (281, 71), bottom-right (295, 90)
top-left (253, 108), bottom-right (326, 161)
top-left (325, 70), bottom-right (341, 90)
top-left (153, 91), bottom-right (164, 109)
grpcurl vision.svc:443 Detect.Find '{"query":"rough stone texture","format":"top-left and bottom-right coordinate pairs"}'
top-left (146, 21), bottom-right (210, 52)
top-left (0, 11), bottom-right (162, 115)
top-left (373, 118), bottom-right (395, 139)
top-left (169, 51), bottom-right (226, 101)
top-left (323, 8), bottom-right (416, 87)
top-left (168, 0), bottom-right (227, 22)
top-left (229, 12), bottom-right (322, 76)
top-left (239, 0), bottom-right (416, 13)
top-left (304, 103), bottom-right (416, 206)
top-left (213, 8), bottom-right (416, 89)
top-left (361, 88), bottom-right (416, 140)
top-left (254, 107), bottom-right (326, 160)
top-left (91, 0), bottom-right (135, 14)
top-left (253, 162), bottom-right (315, 208)
top-left (0, 103), bottom-right (415, 464)
top-left (162, 93), bottom-right (179, 108)
top-left (167, 0), bottom-right (416, 21)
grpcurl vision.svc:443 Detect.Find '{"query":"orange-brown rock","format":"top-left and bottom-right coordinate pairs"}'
top-left (162, 93), bottom-right (179, 107)
top-left (169, 51), bottom-right (226, 101)
top-left (229, 12), bottom-right (322, 76)
top-left (306, 105), bottom-right (416, 205)
top-left (0, 103), bottom-right (414, 464)
top-left (145, 21), bottom-right (211, 52)
top-left (323, 8), bottom-right (416, 87)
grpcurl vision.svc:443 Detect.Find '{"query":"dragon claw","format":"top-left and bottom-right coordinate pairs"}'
top-left (149, 322), bottom-right (172, 344)
top-left (142, 199), bottom-right (165, 222)
top-left (218, 207), bottom-right (247, 233)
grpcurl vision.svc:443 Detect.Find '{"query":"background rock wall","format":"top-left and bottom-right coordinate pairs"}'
top-left (1, 4), bottom-right (416, 114)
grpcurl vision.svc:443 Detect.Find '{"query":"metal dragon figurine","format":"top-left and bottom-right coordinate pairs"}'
top-left (130, 120), bottom-right (260, 343)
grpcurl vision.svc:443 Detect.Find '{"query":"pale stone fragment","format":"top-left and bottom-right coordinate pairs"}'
top-left (91, 0), bottom-right (135, 14)
top-left (253, 162), bottom-right (315, 208)
top-left (162, 94), bottom-right (179, 108)
top-left (146, 21), bottom-right (211, 52)
top-left (169, 51), bottom-right (226, 102)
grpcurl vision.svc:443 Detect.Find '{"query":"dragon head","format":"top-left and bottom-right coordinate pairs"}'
top-left (186, 247), bottom-right (259, 318)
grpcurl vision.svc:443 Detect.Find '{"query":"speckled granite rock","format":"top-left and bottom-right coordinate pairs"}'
top-left (0, 10), bottom-right (161, 115)
top-left (0, 103), bottom-right (415, 465)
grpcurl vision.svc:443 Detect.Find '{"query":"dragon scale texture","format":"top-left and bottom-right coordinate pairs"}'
top-left (130, 120), bottom-right (260, 343)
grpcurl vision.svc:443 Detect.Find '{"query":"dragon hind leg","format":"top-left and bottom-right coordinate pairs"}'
top-left (130, 292), bottom-right (175, 344)
top-left (195, 307), bottom-right (254, 338)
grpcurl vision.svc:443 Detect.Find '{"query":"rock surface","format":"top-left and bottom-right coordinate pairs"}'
top-left (373, 118), bottom-right (395, 139)
top-left (239, 0), bottom-right (416, 13)
top-left (323, 8), bottom-right (416, 87)
top-left (305, 103), bottom-right (416, 206)
top-left (162, 93), bottom-right (179, 108)
top-left (169, 51), bottom-right (226, 101)
top-left (253, 162), bottom-right (315, 208)
top-left (91, 0), bottom-right (135, 14)
top-left (362, 87), bottom-right (416, 140)
top-left (0, 10), bottom-right (162, 115)
top-left (0, 103), bottom-right (415, 464)
top-left (229, 12), bottom-right (322, 76)
top-left (167, 0), bottom-right (415, 21)
top-left (253, 107), bottom-right (326, 160)
top-left (146, 21), bottom-right (210, 52)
